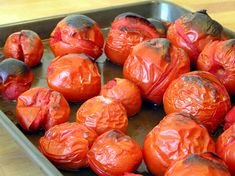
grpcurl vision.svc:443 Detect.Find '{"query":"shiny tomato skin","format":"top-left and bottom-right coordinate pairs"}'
top-left (197, 39), bottom-right (235, 95)
top-left (87, 130), bottom-right (142, 176)
top-left (123, 38), bottom-right (190, 105)
top-left (39, 122), bottom-right (98, 170)
top-left (16, 87), bottom-right (70, 131)
top-left (105, 12), bottom-right (160, 65)
top-left (76, 95), bottom-right (128, 135)
top-left (224, 106), bottom-right (235, 130)
top-left (0, 58), bottom-right (33, 100)
top-left (100, 78), bottom-right (142, 116)
top-left (3, 30), bottom-right (44, 67)
top-left (163, 71), bottom-right (231, 133)
top-left (47, 53), bottom-right (101, 102)
top-left (216, 124), bottom-right (235, 175)
top-left (49, 15), bottom-right (104, 59)
top-left (143, 112), bottom-right (215, 176)
top-left (165, 152), bottom-right (231, 176)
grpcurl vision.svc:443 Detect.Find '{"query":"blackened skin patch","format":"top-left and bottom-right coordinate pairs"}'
top-left (64, 15), bottom-right (95, 30)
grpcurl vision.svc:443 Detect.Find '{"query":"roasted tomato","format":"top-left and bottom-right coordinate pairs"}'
top-left (16, 87), bottom-right (70, 131)
top-left (197, 39), bottom-right (235, 95)
top-left (87, 130), bottom-right (142, 176)
top-left (147, 18), bottom-right (166, 37)
top-left (105, 12), bottom-right (160, 65)
top-left (165, 152), bottom-right (231, 176)
top-left (0, 58), bottom-right (33, 100)
top-left (216, 124), bottom-right (235, 175)
top-left (76, 95), bottom-right (128, 135)
top-left (167, 10), bottom-right (223, 67)
top-left (39, 122), bottom-right (98, 170)
top-left (123, 38), bottom-right (190, 104)
top-left (163, 71), bottom-right (231, 133)
top-left (49, 15), bottom-right (104, 59)
top-left (143, 112), bottom-right (215, 176)
top-left (3, 30), bottom-right (44, 67)
top-left (47, 53), bottom-right (101, 102)
top-left (224, 106), bottom-right (235, 130)
top-left (100, 78), bottom-right (142, 116)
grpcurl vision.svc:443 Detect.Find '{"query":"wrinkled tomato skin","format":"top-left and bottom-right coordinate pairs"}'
top-left (3, 30), bottom-right (44, 67)
top-left (76, 96), bottom-right (128, 135)
top-left (47, 53), bottom-right (101, 102)
top-left (165, 152), bottom-right (231, 176)
top-left (143, 112), bottom-right (215, 176)
top-left (87, 130), bottom-right (142, 176)
top-left (163, 71), bottom-right (231, 133)
top-left (224, 106), bottom-right (235, 130)
top-left (100, 78), bottom-right (142, 116)
top-left (216, 124), bottom-right (235, 175)
top-left (0, 58), bottom-right (33, 100)
top-left (167, 10), bottom-right (223, 67)
top-left (123, 38), bottom-right (190, 105)
top-left (16, 87), bottom-right (70, 131)
top-left (39, 122), bottom-right (98, 170)
top-left (49, 15), bottom-right (104, 59)
top-left (197, 39), bottom-right (235, 95)
top-left (105, 12), bottom-right (160, 65)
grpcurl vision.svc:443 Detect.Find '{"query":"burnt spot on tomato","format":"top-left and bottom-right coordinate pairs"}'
top-left (223, 39), bottom-right (235, 49)
top-left (148, 18), bottom-right (166, 36)
top-left (64, 15), bottom-right (95, 30)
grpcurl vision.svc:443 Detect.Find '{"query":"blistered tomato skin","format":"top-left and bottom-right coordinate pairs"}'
top-left (39, 122), bottom-right (98, 170)
top-left (224, 106), bottom-right (235, 130)
top-left (3, 30), bottom-right (44, 67)
top-left (143, 112), bottom-right (215, 176)
top-left (49, 15), bottom-right (104, 59)
top-left (47, 53), bottom-right (101, 102)
top-left (100, 78), bottom-right (142, 116)
top-left (123, 38), bottom-right (190, 105)
top-left (197, 39), bottom-right (235, 95)
top-left (216, 124), bottom-right (235, 175)
top-left (167, 10), bottom-right (223, 67)
top-left (165, 152), bottom-right (231, 176)
top-left (0, 58), bottom-right (33, 100)
top-left (16, 87), bottom-right (70, 131)
top-left (76, 96), bottom-right (128, 135)
top-left (105, 12), bottom-right (160, 65)
top-left (163, 71), bottom-right (231, 133)
top-left (87, 130), bottom-right (142, 176)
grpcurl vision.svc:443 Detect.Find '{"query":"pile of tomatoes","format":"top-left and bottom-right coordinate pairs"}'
top-left (0, 9), bottom-right (235, 176)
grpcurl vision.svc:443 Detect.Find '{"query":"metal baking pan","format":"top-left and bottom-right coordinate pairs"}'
top-left (0, 0), bottom-right (234, 175)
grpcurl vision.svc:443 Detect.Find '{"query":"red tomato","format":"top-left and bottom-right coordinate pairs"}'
top-left (216, 124), bottom-right (235, 175)
top-left (165, 152), bottom-right (231, 176)
top-left (0, 58), bottom-right (33, 100)
top-left (123, 38), bottom-right (190, 104)
top-left (100, 78), bottom-right (142, 116)
top-left (167, 10), bottom-right (223, 67)
top-left (163, 71), bottom-right (231, 133)
top-left (16, 87), bottom-right (70, 131)
top-left (49, 15), bottom-right (104, 59)
top-left (39, 122), bottom-right (98, 170)
top-left (3, 30), bottom-right (44, 67)
top-left (143, 112), bottom-right (215, 176)
top-left (105, 12), bottom-right (160, 65)
top-left (197, 39), bottom-right (235, 95)
top-left (224, 106), bottom-right (235, 130)
top-left (47, 53), bottom-right (101, 102)
top-left (76, 95), bottom-right (128, 135)
top-left (87, 130), bottom-right (142, 176)
top-left (122, 173), bottom-right (143, 176)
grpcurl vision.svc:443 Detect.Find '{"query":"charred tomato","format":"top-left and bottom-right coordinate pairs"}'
top-left (163, 71), bottom-right (231, 133)
top-left (0, 58), bottom-right (33, 100)
top-left (100, 78), bottom-right (142, 116)
top-left (123, 38), bottom-right (190, 104)
top-left (39, 122), bottom-right (98, 170)
top-left (87, 130), bottom-right (142, 176)
top-left (47, 53), bottom-right (101, 102)
top-left (16, 87), bottom-right (70, 131)
top-left (3, 30), bottom-right (44, 67)
top-left (76, 95), bottom-right (128, 135)
top-left (105, 12), bottom-right (160, 65)
top-left (224, 106), bottom-right (235, 130)
top-left (49, 15), bottom-right (104, 59)
top-left (143, 112), bottom-right (215, 176)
